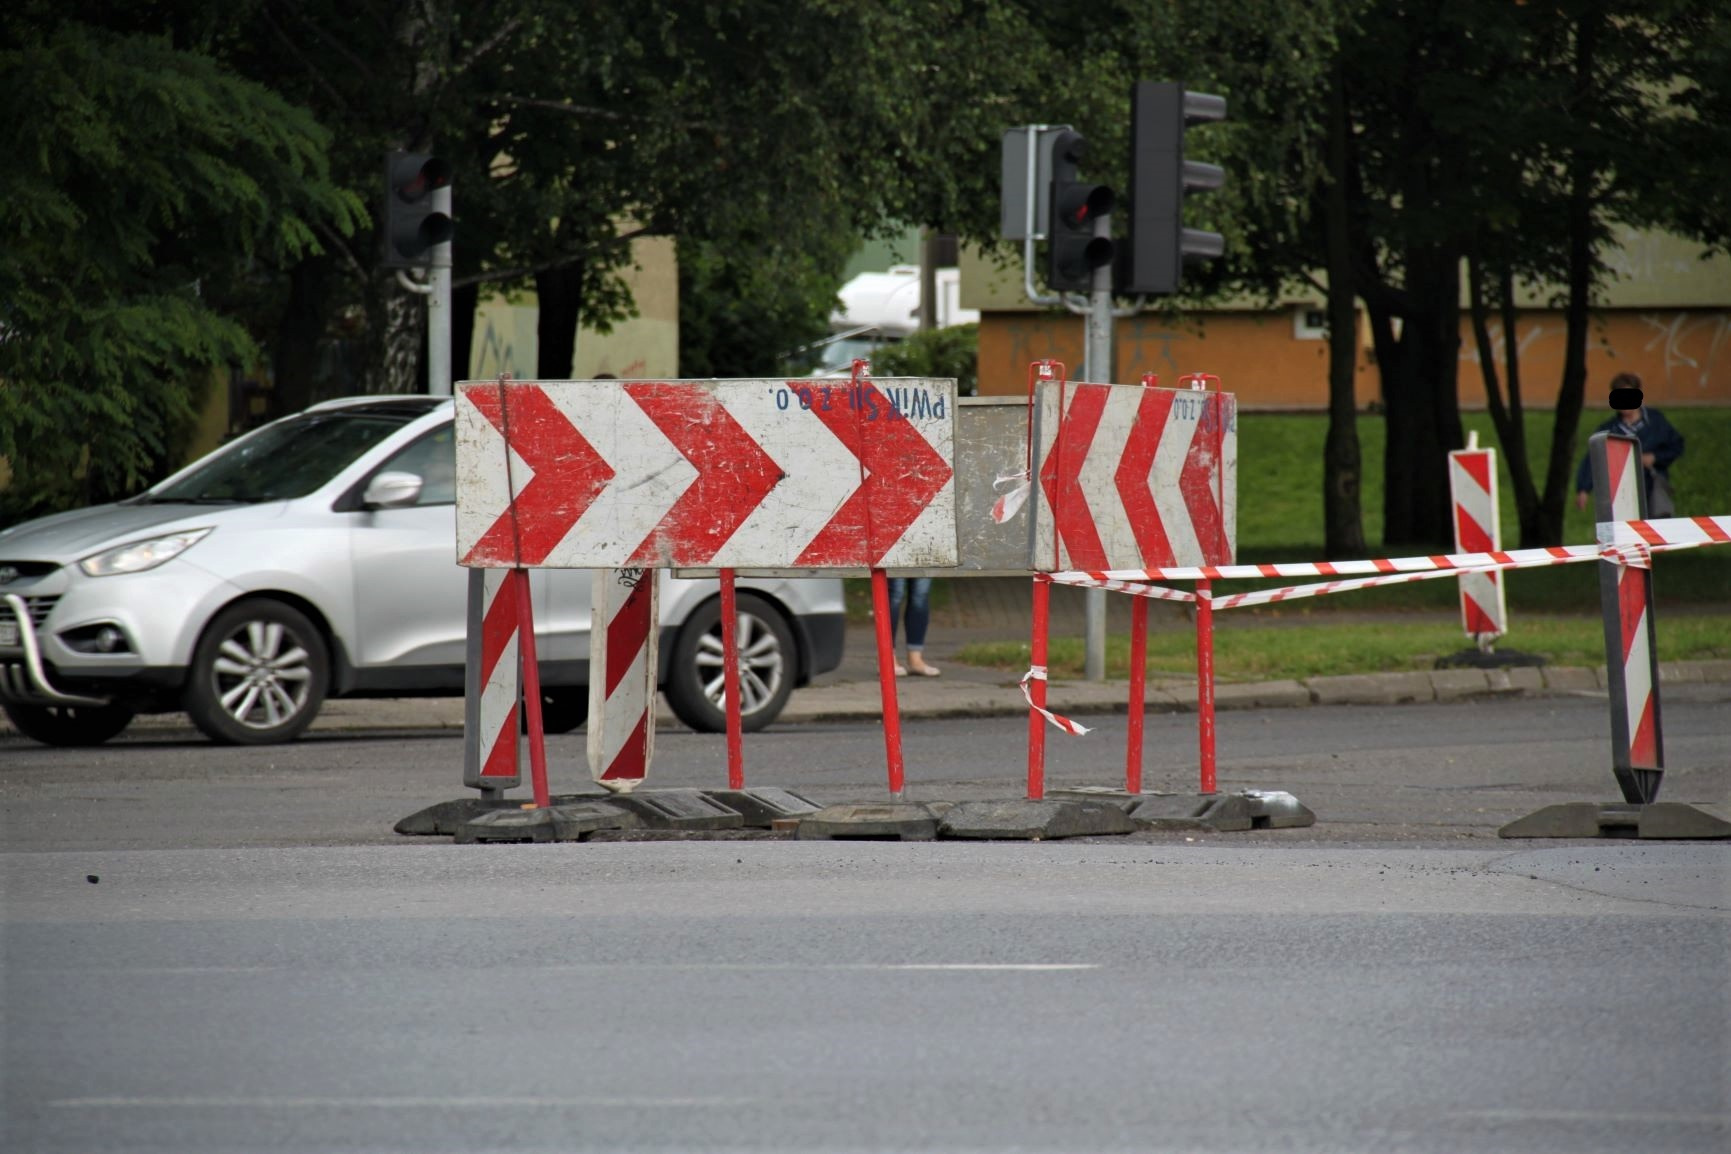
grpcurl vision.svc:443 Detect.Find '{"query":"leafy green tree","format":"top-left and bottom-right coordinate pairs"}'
top-left (872, 325), bottom-right (979, 396)
top-left (0, 16), bottom-right (361, 523)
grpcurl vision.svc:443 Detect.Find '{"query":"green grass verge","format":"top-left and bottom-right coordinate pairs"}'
top-left (1238, 407), bottom-right (1731, 555)
top-left (955, 613), bottom-right (1731, 683)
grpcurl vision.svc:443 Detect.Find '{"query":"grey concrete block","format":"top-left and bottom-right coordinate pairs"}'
top-left (453, 801), bottom-right (641, 844)
top-left (1128, 793), bottom-right (1254, 832)
top-left (1048, 787), bottom-right (1141, 811)
top-left (1541, 666), bottom-right (1602, 693)
top-left (1429, 669), bottom-right (1494, 702)
top-left (1487, 666), bottom-right (1545, 693)
top-left (704, 788), bottom-right (822, 828)
top-left (1636, 803), bottom-right (1731, 839)
top-left (1657, 662), bottom-right (1702, 684)
top-left (1242, 790), bottom-right (1317, 829)
top-left (1215, 680), bottom-right (1311, 710)
top-left (939, 799), bottom-right (1136, 840)
top-left (1306, 672), bottom-right (1433, 706)
top-left (1499, 802), bottom-right (1644, 839)
top-left (1692, 659), bottom-right (1731, 683)
top-left (795, 803), bottom-right (939, 841)
top-left (396, 793), bottom-right (609, 836)
top-left (610, 789), bottom-right (745, 831)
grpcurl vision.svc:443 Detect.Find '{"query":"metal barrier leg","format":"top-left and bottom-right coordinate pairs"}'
top-left (869, 568), bottom-right (906, 800)
top-left (1026, 577), bottom-right (1050, 800)
top-left (720, 568), bottom-right (745, 790)
top-left (1197, 579), bottom-right (1216, 795)
top-left (1126, 595), bottom-right (1147, 794)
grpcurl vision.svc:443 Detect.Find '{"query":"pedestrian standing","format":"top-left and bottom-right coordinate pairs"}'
top-left (1574, 373), bottom-right (1685, 517)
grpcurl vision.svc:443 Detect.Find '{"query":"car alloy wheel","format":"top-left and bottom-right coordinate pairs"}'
top-left (184, 600), bottom-right (329, 745)
top-left (664, 592), bottom-right (796, 733)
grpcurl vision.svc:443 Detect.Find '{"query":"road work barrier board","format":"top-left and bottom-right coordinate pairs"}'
top-left (455, 378), bottom-right (957, 570)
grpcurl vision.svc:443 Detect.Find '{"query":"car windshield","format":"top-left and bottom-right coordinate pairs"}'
top-left (148, 410), bottom-right (423, 503)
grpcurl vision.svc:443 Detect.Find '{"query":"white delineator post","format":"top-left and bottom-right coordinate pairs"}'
top-left (1448, 431), bottom-right (1508, 649)
top-left (461, 567), bottom-right (520, 794)
top-left (1590, 431), bottom-right (1663, 805)
top-left (588, 568), bottom-right (658, 793)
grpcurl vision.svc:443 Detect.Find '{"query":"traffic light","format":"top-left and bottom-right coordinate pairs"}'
top-left (383, 151), bottom-right (453, 268)
top-left (1045, 131), bottom-right (1116, 294)
top-left (1120, 82), bottom-right (1226, 295)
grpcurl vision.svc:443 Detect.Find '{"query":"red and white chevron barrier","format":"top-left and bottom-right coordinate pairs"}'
top-left (1592, 434), bottom-right (1663, 803)
top-left (456, 377), bottom-right (957, 570)
top-left (461, 567), bottom-right (521, 791)
top-left (1449, 435), bottom-right (1506, 641)
top-left (1031, 380), bottom-right (1236, 572)
top-left (588, 568), bottom-right (658, 793)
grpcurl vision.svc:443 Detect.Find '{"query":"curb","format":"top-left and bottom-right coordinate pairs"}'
top-left (5, 660), bottom-right (1726, 738)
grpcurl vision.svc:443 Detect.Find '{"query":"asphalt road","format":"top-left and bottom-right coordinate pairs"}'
top-left (4, 696), bottom-right (1728, 1153)
top-left (3, 689), bottom-right (1729, 849)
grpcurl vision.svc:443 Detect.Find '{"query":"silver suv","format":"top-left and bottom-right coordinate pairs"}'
top-left (0, 396), bottom-right (846, 746)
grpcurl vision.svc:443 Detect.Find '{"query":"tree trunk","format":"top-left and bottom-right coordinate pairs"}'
top-left (536, 260), bottom-right (585, 378)
top-left (272, 253), bottom-right (336, 417)
top-left (1321, 64), bottom-right (1366, 559)
top-left (1540, 11), bottom-right (1601, 546)
top-left (1468, 257), bottom-right (1543, 545)
top-left (1381, 245), bottom-right (1463, 550)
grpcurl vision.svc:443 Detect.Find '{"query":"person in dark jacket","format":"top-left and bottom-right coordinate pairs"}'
top-left (1574, 373), bottom-right (1685, 517)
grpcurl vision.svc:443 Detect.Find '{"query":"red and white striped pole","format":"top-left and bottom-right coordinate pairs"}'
top-left (1448, 432), bottom-right (1508, 648)
top-left (461, 567), bottom-right (521, 795)
top-left (588, 568), bottom-right (658, 793)
top-left (1590, 431), bottom-right (1663, 804)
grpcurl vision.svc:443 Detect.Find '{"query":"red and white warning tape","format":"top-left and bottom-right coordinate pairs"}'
top-left (1020, 666), bottom-right (1092, 736)
top-left (1599, 514), bottom-right (1731, 549)
top-left (1037, 572), bottom-right (1198, 603)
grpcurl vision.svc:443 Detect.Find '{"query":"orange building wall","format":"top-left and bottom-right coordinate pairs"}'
top-left (978, 308), bottom-right (1731, 409)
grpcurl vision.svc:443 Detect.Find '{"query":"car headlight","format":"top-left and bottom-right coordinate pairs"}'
top-left (79, 528), bottom-right (213, 577)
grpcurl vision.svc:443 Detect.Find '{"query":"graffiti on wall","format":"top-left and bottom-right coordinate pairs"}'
top-left (1640, 313), bottom-right (1730, 390)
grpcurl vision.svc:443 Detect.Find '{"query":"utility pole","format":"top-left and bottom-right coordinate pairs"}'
top-left (1081, 210), bottom-right (1114, 681)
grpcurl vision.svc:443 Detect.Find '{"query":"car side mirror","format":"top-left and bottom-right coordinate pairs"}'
top-left (361, 471), bottom-right (424, 509)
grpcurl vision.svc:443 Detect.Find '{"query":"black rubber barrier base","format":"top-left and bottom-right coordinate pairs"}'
top-left (1499, 802), bottom-right (1731, 839)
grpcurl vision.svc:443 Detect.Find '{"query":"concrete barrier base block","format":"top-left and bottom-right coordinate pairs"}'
top-left (1129, 793), bottom-right (1252, 831)
top-left (1048, 787), bottom-right (1141, 811)
top-left (611, 789), bottom-right (745, 830)
top-left (453, 801), bottom-right (639, 844)
top-left (1500, 801), bottom-right (1731, 839)
top-left (396, 793), bottom-right (608, 836)
top-left (795, 803), bottom-right (939, 841)
top-left (1242, 789), bottom-right (1317, 829)
top-left (939, 799), bottom-right (1136, 840)
top-left (704, 788), bottom-right (823, 828)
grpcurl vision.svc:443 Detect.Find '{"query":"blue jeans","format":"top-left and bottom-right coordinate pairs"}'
top-left (887, 577), bottom-right (932, 650)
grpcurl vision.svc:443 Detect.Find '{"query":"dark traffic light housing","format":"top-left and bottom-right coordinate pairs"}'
top-left (383, 152), bottom-right (453, 268)
top-left (1119, 82), bottom-right (1226, 295)
top-left (1046, 131), bottom-right (1116, 294)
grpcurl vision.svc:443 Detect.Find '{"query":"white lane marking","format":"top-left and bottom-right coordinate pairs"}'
top-left (1462, 1109), bottom-right (1728, 1126)
top-left (34, 962), bottom-right (1099, 975)
top-left (51, 1096), bottom-right (753, 1110)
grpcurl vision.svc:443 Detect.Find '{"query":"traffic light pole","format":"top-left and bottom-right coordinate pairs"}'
top-left (1081, 213), bottom-right (1114, 681)
top-left (427, 182), bottom-right (453, 396)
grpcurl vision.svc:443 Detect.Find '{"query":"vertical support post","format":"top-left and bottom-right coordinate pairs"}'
top-left (1026, 576), bottom-right (1051, 800)
top-left (1126, 595), bottom-right (1148, 794)
top-left (1590, 432), bottom-right (1664, 804)
top-left (720, 568), bottom-right (745, 791)
top-left (462, 567), bottom-right (519, 797)
top-left (1082, 212), bottom-right (1114, 682)
top-left (1196, 579), bottom-right (1217, 795)
top-left (869, 568), bottom-right (906, 801)
top-left (428, 182), bottom-right (452, 396)
top-left (512, 568), bottom-right (551, 809)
